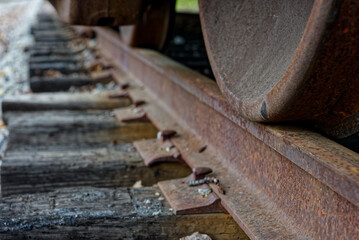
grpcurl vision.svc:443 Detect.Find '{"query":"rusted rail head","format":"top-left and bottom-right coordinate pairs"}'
top-left (199, 0), bottom-right (359, 139)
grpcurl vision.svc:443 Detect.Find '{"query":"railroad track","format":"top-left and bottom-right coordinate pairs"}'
top-left (0, 8), bottom-right (358, 240)
top-left (0, 12), bottom-right (245, 239)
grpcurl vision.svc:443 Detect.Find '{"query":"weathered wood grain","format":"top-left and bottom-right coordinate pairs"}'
top-left (2, 92), bottom-right (131, 112)
top-left (1, 143), bottom-right (191, 196)
top-left (29, 63), bottom-right (85, 76)
top-left (4, 110), bottom-right (119, 128)
top-left (31, 22), bottom-right (67, 32)
top-left (4, 110), bottom-right (157, 149)
top-left (34, 36), bottom-right (74, 42)
top-left (0, 187), bottom-right (248, 239)
top-left (29, 56), bottom-right (80, 64)
top-left (29, 47), bottom-right (83, 56)
top-left (30, 76), bottom-right (112, 92)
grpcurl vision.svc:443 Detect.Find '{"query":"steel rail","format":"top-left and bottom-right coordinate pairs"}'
top-left (94, 27), bottom-right (359, 240)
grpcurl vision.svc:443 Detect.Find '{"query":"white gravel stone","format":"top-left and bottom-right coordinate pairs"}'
top-left (0, 0), bottom-right (43, 150)
top-left (0, 0), bottom-right (43, 99)
top-left (180, 232), bottom-right (212, 240)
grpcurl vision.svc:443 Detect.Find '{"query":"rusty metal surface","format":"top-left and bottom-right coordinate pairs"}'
top-left (107, 90), bottom-right (129, 99)
top-left (158, 176), bottom-right (225, 215)
top-left (49, 0), bottom-right (144, 26)
top-left (120, 0), bottom-right (175, 51)
top-left (192, 167), bottom-right (212, 180)
top-left (134, 138), bottom-right (181, 166)
top-left (111, 69), bottom-right (307, 239)
top-left (199, 0), bottom-right (359, 139)
top-left (114, 107), bottom-right (147, 123)
top-left (95, 28), bottom-right (359, 239)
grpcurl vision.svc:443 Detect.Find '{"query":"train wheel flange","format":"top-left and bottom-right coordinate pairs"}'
top-left (199, 0), bottom-right (359, 138)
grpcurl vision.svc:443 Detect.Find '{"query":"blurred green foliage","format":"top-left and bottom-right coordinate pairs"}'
top-left (175, 0), bottom-right (199, 13)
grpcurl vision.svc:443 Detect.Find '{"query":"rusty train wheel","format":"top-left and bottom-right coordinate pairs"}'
top-left (119, 0), bottom-right (175, 51)
top-left (199, 0), bottom-right (359, 138)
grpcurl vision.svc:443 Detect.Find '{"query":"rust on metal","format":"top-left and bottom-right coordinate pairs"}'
top-left (49, 0), bottom-right (144, 26)
top-left (188, 176), bottom-right (225, 195)
top-left (199, 0), bottom-right (359, 139)
top-left (107, 90), bottom-right (129, 99)
top-left (157, 129), bottom-right (177, 141)
top-left (114, 107), bottom-right (147, 123)
top-left (95, 27), bottom-right (359, 239)
top-left (192, 167), bottom-right (212, 180)
top-left (86, 60), bottom-right (113, 71)
top-left (90, 70), bottom-right (113, 81)
top-left (110, 69), bottom-right (131, 90)
top-left (120, 83), bottom-right (130, 90)
top-left (133, 138), bottom-right (181, 166)
top-left (98, 58), bottom-right (114, 69)
top-left (158, 176), bottom-right (225, 215)
top-left (198, 145), bottom-right (207, 153)
top-left (132, 100), bottom-right (146, 107)
top-left (119, 0), bottom-right (175, 50)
